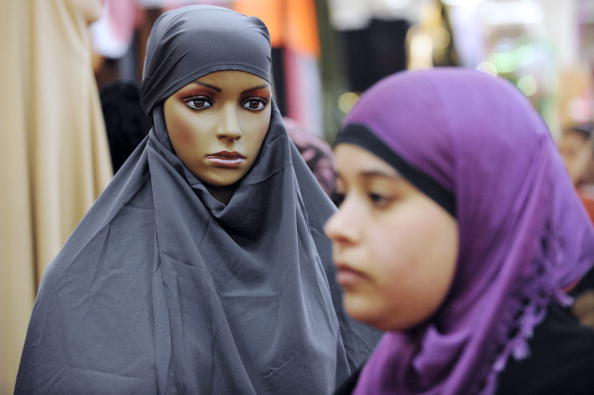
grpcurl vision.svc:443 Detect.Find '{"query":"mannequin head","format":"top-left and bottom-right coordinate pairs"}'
top-left (164, 70), bottom-right (271, 188)
top-left (139, 6), bottom-right (273, 203)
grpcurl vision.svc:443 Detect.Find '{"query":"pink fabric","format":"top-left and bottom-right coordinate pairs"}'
top-left (284, 117), bottom-right (335, 196)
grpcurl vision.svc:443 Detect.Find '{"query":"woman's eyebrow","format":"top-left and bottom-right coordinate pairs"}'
top-left (335, 169), bottom-right (400, 182)
top-left (359, 169), bottom-right (401, 180)
top-left (195, 81), bottom-right (222, 92)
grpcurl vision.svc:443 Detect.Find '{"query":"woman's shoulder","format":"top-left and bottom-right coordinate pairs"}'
top-left (496, 303), bottom-right (594, 395)
top-left (335, 304), bottom-right (594, 395)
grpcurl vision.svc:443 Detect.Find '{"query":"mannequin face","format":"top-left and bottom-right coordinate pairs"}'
top-left (164, 70), bottom-right (271, 187)
top-left (324, 144), bottom-right (459, 331)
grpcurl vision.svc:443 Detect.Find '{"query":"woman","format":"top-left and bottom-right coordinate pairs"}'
top-left (16, 6), bottom-right (378, 394)
top-left (325, 69), bottom-right (594, 394)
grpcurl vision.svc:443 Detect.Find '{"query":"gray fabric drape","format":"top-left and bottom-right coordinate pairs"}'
top-left (16, 6), bottom-right (379, 394)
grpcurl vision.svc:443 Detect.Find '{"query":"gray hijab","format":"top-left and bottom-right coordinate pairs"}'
top-left (15, 5), bottom-right (379, 395)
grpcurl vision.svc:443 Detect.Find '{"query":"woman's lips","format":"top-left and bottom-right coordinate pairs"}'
top-left (335, 262), bottom-right (367, 287)
top-left (206, 151), bottom-right (246, 168)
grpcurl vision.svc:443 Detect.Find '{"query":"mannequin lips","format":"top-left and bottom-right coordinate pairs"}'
top-left (206, 151), bottom-right (246, 168)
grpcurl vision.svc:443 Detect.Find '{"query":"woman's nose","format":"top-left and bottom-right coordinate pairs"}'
top-left (217, 103), bottom-right (241, 140)
top-left (324, 198), bottom-right (361, 246)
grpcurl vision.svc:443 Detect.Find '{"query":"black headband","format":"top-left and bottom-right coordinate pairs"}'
top-left (335, 123), bottom-right (456, 217)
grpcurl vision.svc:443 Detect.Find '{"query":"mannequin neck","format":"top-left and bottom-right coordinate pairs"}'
top-left (205, 183), bottom-right (238, 204)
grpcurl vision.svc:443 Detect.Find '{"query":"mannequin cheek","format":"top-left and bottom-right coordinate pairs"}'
top-left (171, 123), bottom-right (197, 146)
top-left (240, 113), bottom-right (271, 150)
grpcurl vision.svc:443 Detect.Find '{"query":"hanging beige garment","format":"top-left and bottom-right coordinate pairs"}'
top-left (0, 0), bottom-right (112, 392)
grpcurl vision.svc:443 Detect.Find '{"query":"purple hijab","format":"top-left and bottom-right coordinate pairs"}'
top-left (339, 69), bottom-right (594, 394)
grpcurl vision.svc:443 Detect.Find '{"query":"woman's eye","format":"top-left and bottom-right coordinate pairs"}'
top-left (368, 193), bottom-right (392, 208)
top-left (184, 96), bottom-right (212, 110)
top-left (242, 98), bottom-right (267, 111)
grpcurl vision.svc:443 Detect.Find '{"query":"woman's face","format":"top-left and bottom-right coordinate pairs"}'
top-left (324, 144), bottom-right (459, 331)
top-left (164, 70), bottom-right (271, 187)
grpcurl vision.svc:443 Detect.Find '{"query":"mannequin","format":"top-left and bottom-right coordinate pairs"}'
top-left (16, 6), bottom-right (379, 394)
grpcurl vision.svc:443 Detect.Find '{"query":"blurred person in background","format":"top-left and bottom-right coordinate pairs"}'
top-left (558, 122), bottom-right (594, 328)
top-left (0, 0), bottom-right (112, 392)
top-left (284, 117), bottom-right (337, 198)
top-left (558, 122), bottom-right (594, 221)
top-left (326, 69), bottom-right (594, 395)
top-left (15, 6), bottom-right (379, 394)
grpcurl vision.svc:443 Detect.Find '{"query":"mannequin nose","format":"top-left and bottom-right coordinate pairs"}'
top-left (217, 104), bottom-right (241, 140)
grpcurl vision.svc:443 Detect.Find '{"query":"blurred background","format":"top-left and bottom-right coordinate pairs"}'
top-left (91, 0), bottom-right (594, 138)
top-left (1, 0), bottom-right (593, 393)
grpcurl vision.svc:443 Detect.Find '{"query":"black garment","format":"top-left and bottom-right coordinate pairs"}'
top-left (570, 266), bottom-right (594, 297)
top-left (496, 303), bottom-right (594, 395)
top-left (340, 19), bottom-right (410, 93)
top-left (334, 366), bottom-right (362, 395)
top-left (335, 304), bottom-right (594, 395)
top-left (100, 80), bottom-right (151, 173)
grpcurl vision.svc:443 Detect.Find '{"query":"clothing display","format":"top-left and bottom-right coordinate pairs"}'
top-left (15, 6), bottom-right (379, 395)
top-left (1, 0), bottom-right (112, 392)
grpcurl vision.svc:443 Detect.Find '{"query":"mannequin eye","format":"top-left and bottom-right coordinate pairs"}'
top-left (242, 97), bottom-right (268, 111)
top-left (184, 96), bottom-right (213, 110)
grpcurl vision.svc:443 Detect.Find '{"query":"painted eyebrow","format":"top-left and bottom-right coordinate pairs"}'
top-left (242, 84), bottom-right (269, 94)
top-left (195, 81), bottom-right (222, 92)
top-left (193, 82), bottom-right (270, 94)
